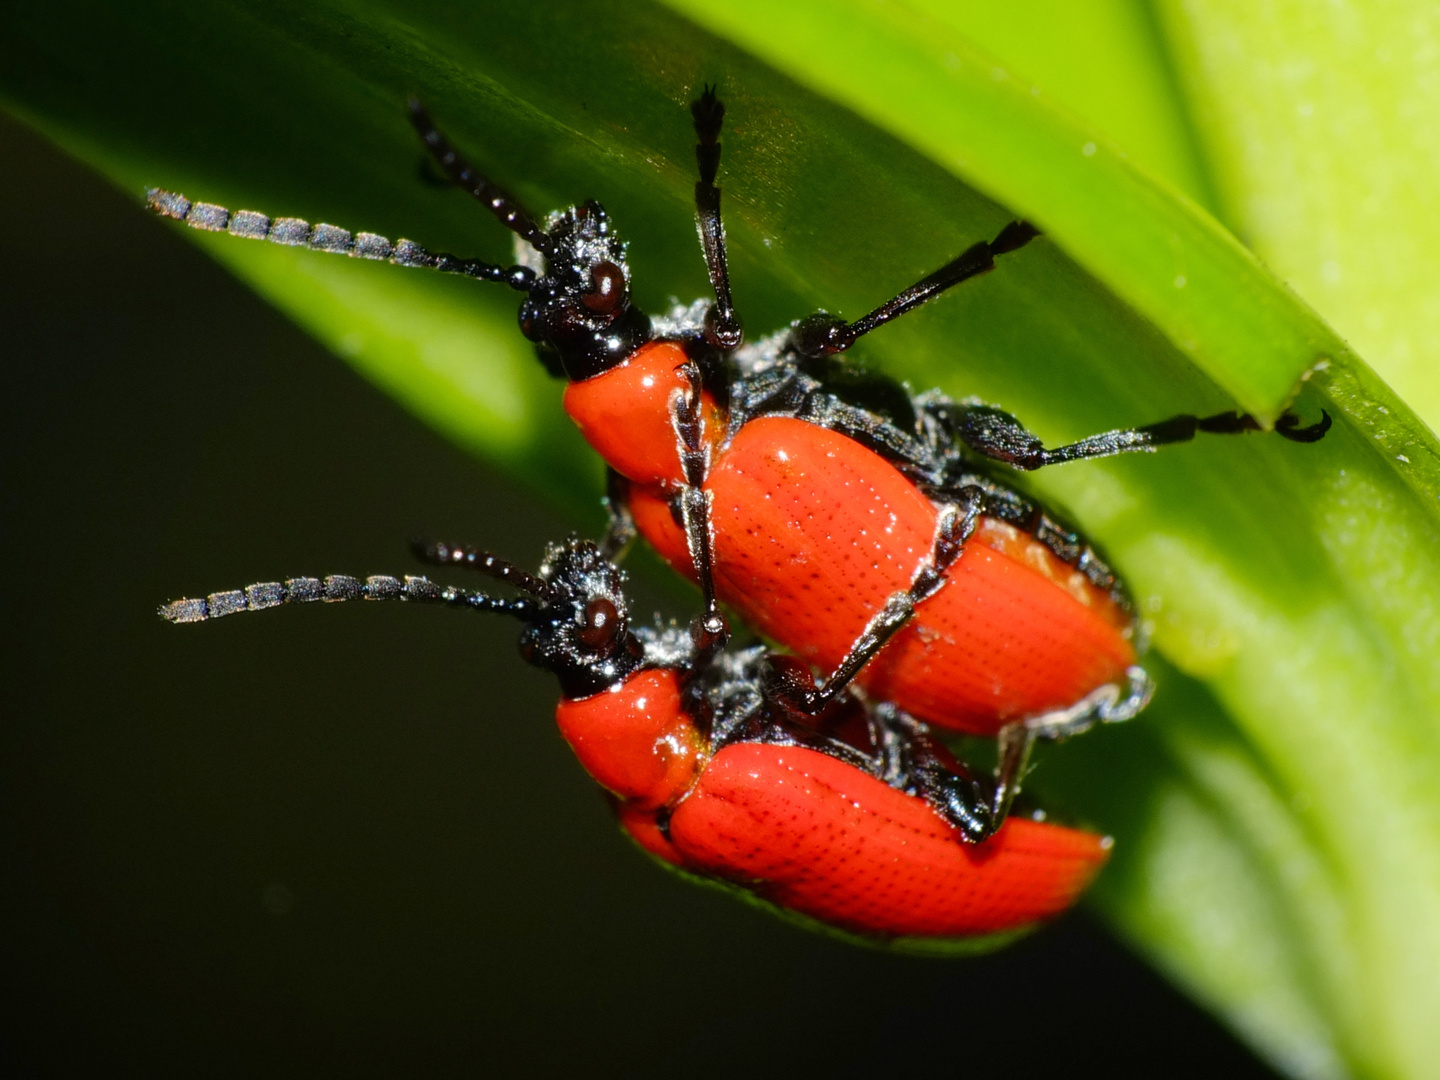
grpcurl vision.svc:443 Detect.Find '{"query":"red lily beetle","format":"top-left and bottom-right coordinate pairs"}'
top-left (159, 537), bottom-right (1109, 942)
top-left (145, 89), bottom-right (1330, 827)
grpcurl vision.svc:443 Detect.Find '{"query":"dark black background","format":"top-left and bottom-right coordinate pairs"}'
top-left (0, 113), bottom-right (1276, 1077)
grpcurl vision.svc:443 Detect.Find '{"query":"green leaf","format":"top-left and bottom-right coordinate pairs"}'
top-left (904, 0), bottom-right (1222, 216)
top-left (1155, 1), bottom-right (1440, 434)
top-left (5, 3), bottom-right (1440, 1076)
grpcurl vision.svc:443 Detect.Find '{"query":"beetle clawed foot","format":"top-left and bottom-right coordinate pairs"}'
top-left (1275, 408), bottom-right (1332, 443)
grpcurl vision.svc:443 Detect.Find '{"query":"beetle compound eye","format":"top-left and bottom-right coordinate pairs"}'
top-left (581, 261), bottom-right (625, 315)
top-left (578, 597), bottom-right (621, 651)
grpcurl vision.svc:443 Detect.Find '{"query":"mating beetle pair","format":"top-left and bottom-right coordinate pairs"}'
top-left (156, 88), bottom-right (1328, 943)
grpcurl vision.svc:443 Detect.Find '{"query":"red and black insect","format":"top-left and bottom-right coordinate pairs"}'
top-left (159, 538), bottom-right (1109, 944)
top-left (147, 88), bottom-right (1330, 831)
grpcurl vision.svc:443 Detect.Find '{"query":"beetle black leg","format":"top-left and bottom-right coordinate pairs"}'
top-left (600, 467), bottom-right (638, 561)
top-left (771, 485), bottom-right (986, 716)
top-left (970, 664), bottom-right (1154, 835)
top-left (1022, 665), bottom-right (1155, 743)
top-left (990, 722), bottom-right (1035, 831)
top-left (869, 703), bottom-right (998, 843)
top-left (672, 359), bottom-right (729, 659)
top-left (947, 401), bottom-right (1333, 470)
top-left (691, 87), bottom-right (743, 349)
top-left (790, 220), bottom-right (1040, 359)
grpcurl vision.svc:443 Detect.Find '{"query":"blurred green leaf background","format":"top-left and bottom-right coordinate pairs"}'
top-left (3, 3), bottom-right (1438, 1078)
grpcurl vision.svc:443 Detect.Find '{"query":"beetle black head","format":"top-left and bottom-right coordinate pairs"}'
top-left (514, 537), bottom-right (647, 697)
top-left (407, 536), bottom-right (648, 697)
top-left (405, 100), bottom-right (651, 383)
top-left (517, 202), bottom-right (652, 382)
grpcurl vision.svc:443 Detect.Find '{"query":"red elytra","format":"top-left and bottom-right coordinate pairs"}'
top-left (556, 668), bottom-right (1109, 941)
top-left (567, 342), bottom-right (1135, 736)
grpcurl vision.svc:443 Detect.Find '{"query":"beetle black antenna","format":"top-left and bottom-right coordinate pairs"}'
top-left (792, 219), bottom-right (1041, 358)
top-left (410, 539), bottom-right (564, 603)
top-left (159, 574), bottom-right (540, 625)
top-left (691, 86), bottom-right (743, 349)
top-left (146, 188), bottom-right (537, 292)
top-left (407, 98), bottom-right (555, 258)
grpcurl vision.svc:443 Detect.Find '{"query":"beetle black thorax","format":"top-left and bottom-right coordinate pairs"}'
top-left (518, 200), bottom-right (652, 382)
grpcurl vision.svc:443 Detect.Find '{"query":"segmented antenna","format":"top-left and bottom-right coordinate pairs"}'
top-left (145, 188), bottom-right (536, 291)
top-left (410, 539), bottom-right (563, 603)
top-left (158, 574), bottom-right (538, 624)
top-left (407, 98), bottom-right (554, 257)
